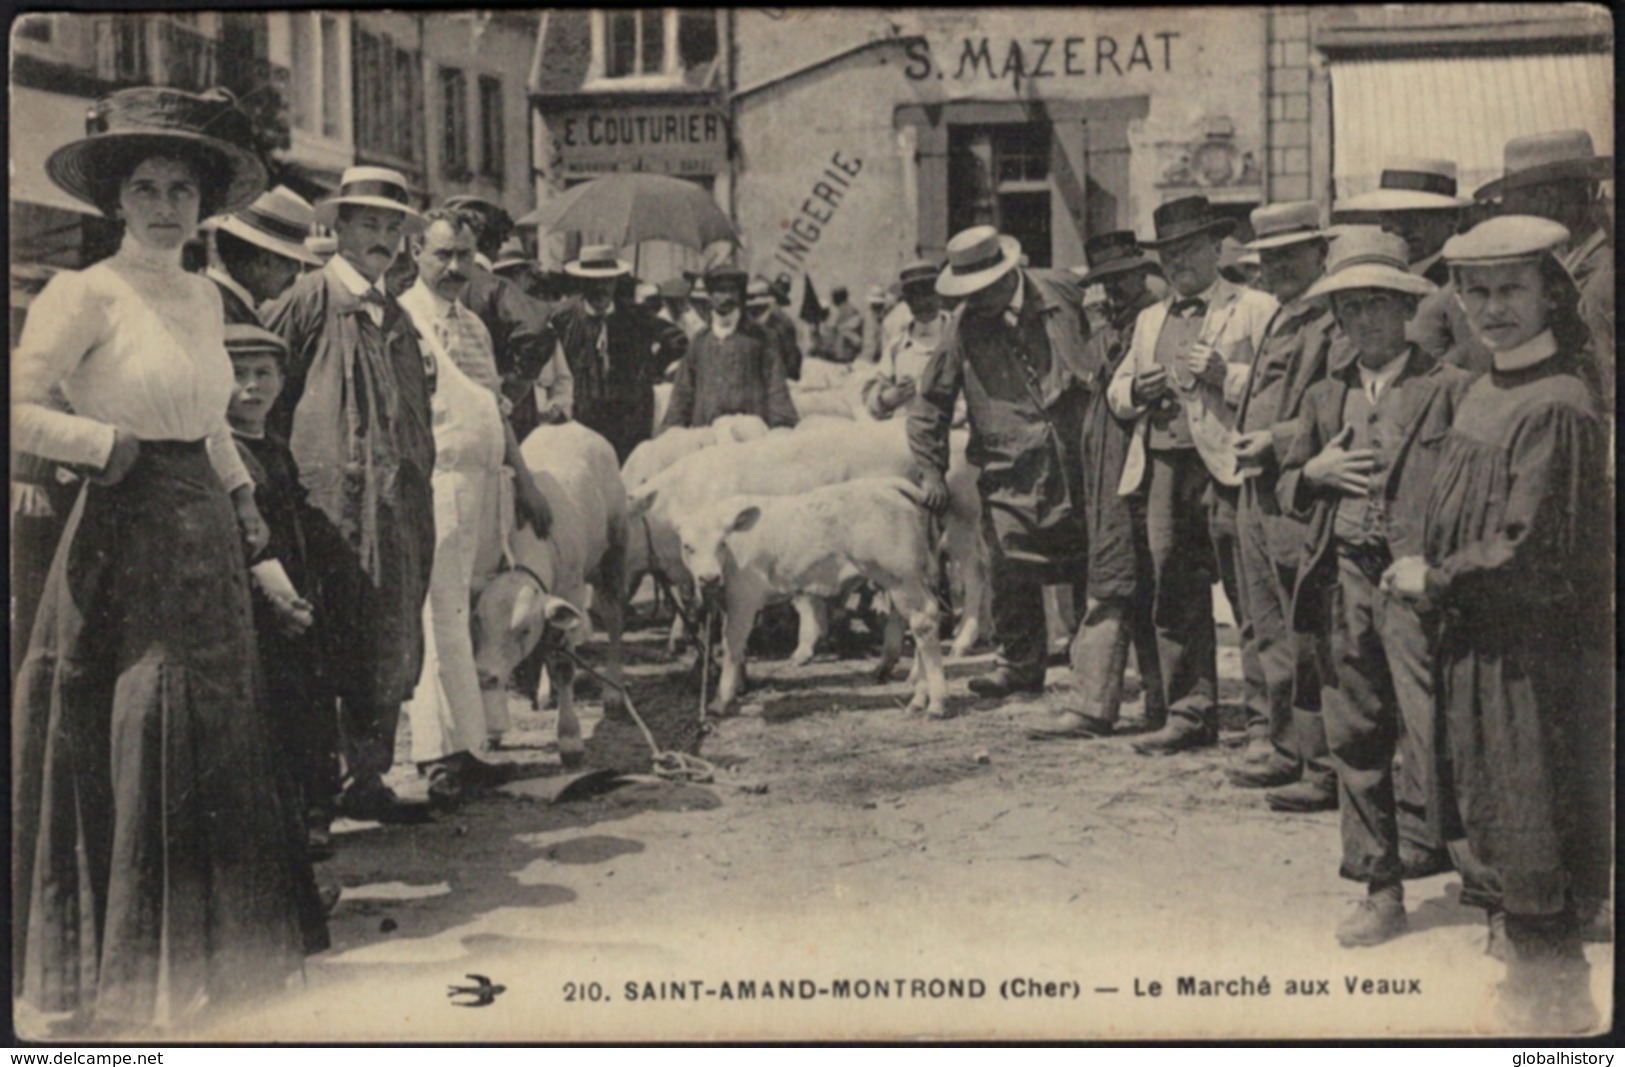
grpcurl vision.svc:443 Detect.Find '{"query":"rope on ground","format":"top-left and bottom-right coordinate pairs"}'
top-left (558, 646), bottom-right (716, 784)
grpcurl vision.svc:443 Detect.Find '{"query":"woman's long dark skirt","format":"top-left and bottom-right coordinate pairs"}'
top-left (12, 441), bottom-right (325, 1032)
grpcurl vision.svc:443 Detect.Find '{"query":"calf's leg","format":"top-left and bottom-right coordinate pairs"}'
top-left (713, 589), bottom-right (761, 717)
top-left (789, 595), bottom-right (827, 666)
top-left (549, 647), bottom-right (583, 768)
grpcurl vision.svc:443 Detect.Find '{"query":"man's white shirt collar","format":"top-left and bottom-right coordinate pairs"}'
top-left (1001, 272), bottom-right (1027, 328)
top-left (206, 266), bottom-right (257, 315)
top-left (329, 253), bottom-right (389, 306)
top-left (711, 309), bottom-right (742, 340)
top-left (1357, 347), bottom-right (1409, 402)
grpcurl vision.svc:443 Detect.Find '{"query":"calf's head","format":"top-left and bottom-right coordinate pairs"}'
top-left (471, 569), bottom-right (588, 690)
top-left (676, 497), bottom-right (763, 604)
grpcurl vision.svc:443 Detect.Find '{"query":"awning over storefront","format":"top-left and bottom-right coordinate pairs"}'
top-left (10, 87), bottom-right (100, 216)
top-left (1330, 51), bottom-right (1613, 199)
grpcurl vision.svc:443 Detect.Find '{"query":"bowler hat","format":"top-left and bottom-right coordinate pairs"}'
top-left (936, 226), bottom-right (1022, 297)
top-left (565, 243), bottom-right (633, 278)
top-left (1441, 215), bottom-right (1570, 266)
top-left (315, 166), bottom-right (425, 231)
top-left (1474, 129), bottom-right (1614, 200)
top-left (207, 185), bottom-right (322, 266)
top-left (1074, 231), bottom-right (1159, 286)
top-left (45, 87), bottom-right (268, 216)
top-left (1302, 227), bottom-right (1436, 301)
top-left (1340, 158), bottom-right (1471, 213)
top-left (1244, 202), bottom-right (1326, 250)
top-left (1140, 196), bottom-right (1235, 249)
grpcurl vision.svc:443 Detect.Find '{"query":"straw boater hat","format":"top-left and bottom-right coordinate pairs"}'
top-left (865, 285), bottom-right (889, 306)
top-left (305, 233), bottom-right (337, 261)
top-left (1440, 215), bottom-right (1570, 266)
top-left (1243, 202), bottom-right (1326, 250)
top-left (1338, 158), bottom-right (1472, 213)
top-left (1474, 129), bottom-right (1614, 200)
top-left (898, 259), bottom-right (940, 292)
top-left (1140, 196), bottom-right (1236, 248)
top-left (45, 87), bottom-right (268, 216)
top-left (745, 277), bottom-right (773, 307)
top-left (936, 226), bottom-right (1022, 297)
top-left (564, 244), bottom-right (632, 278)
top-left (1075, 231), bottom-right (1160, 286)
top-left (314, 166), bottom-right (425, 231)
top-left (1301, 227), bottom-right (1436, 302)
top-left (223, 322), bottom-right (291, 364)
top-left (205, 185), bottom-right (322, 266)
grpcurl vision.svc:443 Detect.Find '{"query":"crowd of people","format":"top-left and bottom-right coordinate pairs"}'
top-left (9, 84), bottom-right (1613, 1038)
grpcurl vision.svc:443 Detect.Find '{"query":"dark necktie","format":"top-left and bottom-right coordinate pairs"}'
top-left (359, 288), bottom-right (386, 307)
top-left (1170, 296), bottom-right (1207, 318)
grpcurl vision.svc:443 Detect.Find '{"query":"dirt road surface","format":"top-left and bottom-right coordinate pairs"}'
top-left (196, 611), bottom-right (1613, 1043)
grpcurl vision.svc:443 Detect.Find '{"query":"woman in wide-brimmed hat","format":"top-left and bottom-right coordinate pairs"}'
top-left (14, 86), bottom-right (325, 1035)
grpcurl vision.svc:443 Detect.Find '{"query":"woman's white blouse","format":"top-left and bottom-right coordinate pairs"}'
top-left (12, 234), bottom-right (251, 493)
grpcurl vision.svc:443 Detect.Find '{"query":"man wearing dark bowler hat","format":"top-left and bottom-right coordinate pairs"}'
top-left (909, 225), bottom-right (1095, 700)
top-left (1474, 129), bottom-right (1615, 405)
top-left (1106, 196), bottom-right (1279, 755)
top-left (203, 185), bottom-right (322, 326)
top-left (661, 265), bottom-right (798, 431)
top-left (1223, 202), bottom-right (1340, 811)
top-left (265, 165), bottom-right (437, 824)
top-left (1028, 231), bottom-right (1165, 738)
top-left (443, 194), bottom-right (561, 440)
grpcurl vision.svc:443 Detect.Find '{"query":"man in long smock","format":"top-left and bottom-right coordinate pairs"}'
top-left (264, 166), bottom-right (438, 823)
top-left (909, 226), bottom-right (1095, 699)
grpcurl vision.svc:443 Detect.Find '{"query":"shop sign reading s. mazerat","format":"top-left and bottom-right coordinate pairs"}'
top-left (552, 105), bottom-right (728, 177)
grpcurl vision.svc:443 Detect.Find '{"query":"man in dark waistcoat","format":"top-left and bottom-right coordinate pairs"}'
top-left (909, 225), bottom-right (1095, 698)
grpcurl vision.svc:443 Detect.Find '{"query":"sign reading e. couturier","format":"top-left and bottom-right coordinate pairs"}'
top-left (552, 106), bottom-right (728, 176)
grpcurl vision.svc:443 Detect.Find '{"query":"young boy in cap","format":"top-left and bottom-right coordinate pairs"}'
top-left (1277, 228), bottom-right (1481, 948)
top-left (225, 323), bottom-right (341, 857)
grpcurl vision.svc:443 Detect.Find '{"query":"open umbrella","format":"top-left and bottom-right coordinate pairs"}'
top-left (516, 172), bottom-right (738, 251)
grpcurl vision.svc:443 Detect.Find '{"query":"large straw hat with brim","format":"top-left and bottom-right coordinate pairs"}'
top-left (565, 243), bottom-right (633, 278)
top-left (936, 226), bottom-right (1023, 297)
top-left (223, 322), bottom-right (291, 365)
top-left (1074, 230), bottom-right (1161, 286)
top-left (315, 166), bottom-right (425, 232)
top-left (1474, 130), bottom-right (1614, 200)
top-left (1301, 227), bottom-right (1437, 302)
top-left (204, 185), bottom-right (322, 266)
top-left (45, 86), bottom-right (268, 217)
top-left (1140, 195), bottom-right (1236, 249)
top-left (1243, 201), bottom-right (1327, 250)
top-left (898, 259), bottom-right (941, 292)
top-left (745, 277), bottom-right (774, 307)
top-left (1440, 215), bottom-right (1571, 267)
top-left (491, 235), bottom-right (533, 274)
top-left (1339, 158), bottom-right (1472, 213)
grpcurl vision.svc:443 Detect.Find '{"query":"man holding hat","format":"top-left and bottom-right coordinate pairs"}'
top-left (1028, 232), bottom-right (1165, 738)
top-left (1276, 228), bottom-right (1481, 947)
top-left (662, 265), bottom-right (798, 432)
top-left (550, 245), bottom-right (687, 462)
top-left (443, 194), bottom-right (560, 440)
top-left (1106, 196), bottom-right (1279, 754)
top-left (908, 225), bottom-right (1094, 699)
top-left (1222, 202), bottom-right (1341, 810)
top-left (265, 165), bottom-right (438, 823)
top-left (1475, 129), bottom-right (1614, 405)
top-left (862, 260), bottom-right (946, 421)
top-left (204, 185), bottom-right (322, 325)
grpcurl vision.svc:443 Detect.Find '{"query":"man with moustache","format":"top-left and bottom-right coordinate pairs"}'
top-left (661, 266), bottom-right (798, 431)
top-left (1107, 196), bottom-right (1278, 754)
top-left (1224, 203), bottom-right (1340, 811)
top-left (264, 166), bottom-right (438, 823)
top-left (397, 208), bottom-right (551, 807)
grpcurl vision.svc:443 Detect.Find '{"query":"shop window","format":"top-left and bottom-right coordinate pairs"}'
top-left (355, 28), bottom-right (424, 169)
top-left (949, 125), bottom-right (1053, 268)
top-left (478, 75), bottom-right (505, 183)
top-left (441, 66), bottom-right (469, 179)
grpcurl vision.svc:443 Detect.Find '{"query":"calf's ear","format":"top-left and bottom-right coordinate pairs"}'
top-left (542, 595), bottom-right (587, 633)
top-left (729, 505), bottom-right (762, 533)
top-left (627, 488), bottom-right (659, 522)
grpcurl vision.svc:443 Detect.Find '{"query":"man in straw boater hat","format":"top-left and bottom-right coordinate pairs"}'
top-left (1027, 231), bottom-right (1166, 739)
top-left (264, 165), bottom-right (438, 824)
top-left (861, 259), bottom-right (946, 421)
top-left (443, 194), bottom-right (560, 441)
top-left (202, 184), bottom-right (322, 326)
top-left (1472, 129), bottom-right (1615, 404)
top-left (1218, 202), bottom-right (1341, 812)
top-left (661, 263), bottom-right (798, 432)
top-left (908, 225), bottom-right (1094, 701)
top-left (550, 244), bottom-right (687, 461)
top-left (1275, 228), bottom-right (1493, 951)
top-left (1105, 195), bottom-right (1279, 755)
